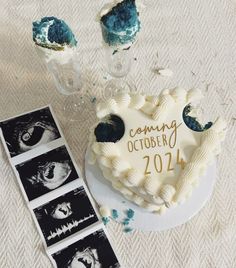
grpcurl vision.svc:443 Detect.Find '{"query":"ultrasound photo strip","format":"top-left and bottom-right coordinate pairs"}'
top-left (0, 106), bottom-right (82, 202)
top-left (14, 145), bottom-right (80, 201)
top-left (0, 106), bottom-right (61, 159)
top-left (32, 184), bottom-right (99, 247)
top-left (0, 106), bottom-right (121, 268)
top-left (50, 227), bottom-right (121, 268)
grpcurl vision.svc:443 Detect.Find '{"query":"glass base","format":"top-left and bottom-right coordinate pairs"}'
top-left (103, 79), bottom-right (137, 99)
top-left (62, 93), bottom-right (93, 122)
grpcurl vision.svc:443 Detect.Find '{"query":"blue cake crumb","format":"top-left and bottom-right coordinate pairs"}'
top-left (32, 16), bottom-right (77, 50)
top-left (124, 227), bottom-right (133, 233)
top-left (123, 218), bottom-right (130, 226)
top-left (101, 208), bottom-right (135, 232)
top-left (127, 208), bottom-right (135, 219)
top-left (183, 105), bottom-right (213, 132)
top-left (102, 217), bottom-right (110, 225)
top-left (122, 209), bottom-right (135, 230)
top-left (101, 0), bottom-right (141, 47)
top-left (111, 209), bottom-right (119, 219)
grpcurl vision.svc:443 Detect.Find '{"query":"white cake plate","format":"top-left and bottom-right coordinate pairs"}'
top-left (85, 149), bottom-right (217, 231)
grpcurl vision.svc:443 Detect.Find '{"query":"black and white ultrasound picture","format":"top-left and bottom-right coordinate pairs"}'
top-left (15, 146), bottom-right (79, 201)
top-left (0, 107), bottom-right (60, 157)
top-left (52, 228), bottom-right (120, 268)
top-left (33, 186), bottom-right (99, 246)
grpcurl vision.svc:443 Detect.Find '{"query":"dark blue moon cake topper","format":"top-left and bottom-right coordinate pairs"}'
top-left (182, 104), bottom-right (213, 132)
top-left (95, 114), bottom-right (125, 143)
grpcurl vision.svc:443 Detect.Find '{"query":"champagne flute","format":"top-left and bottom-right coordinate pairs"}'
top-left (103, 42), bottom-right (134, 98)
top-left (99, 0), bottom-right (141, 98)
top-left (33, 16), bottom-right (92, 122)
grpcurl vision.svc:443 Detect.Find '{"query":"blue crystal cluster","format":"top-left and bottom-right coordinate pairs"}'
top-left (101, 0), bottom-right (141, 47)
top-left (183, 105), bottom-right (213, 132)
top-left (33, 16), bottom-right (77, 50)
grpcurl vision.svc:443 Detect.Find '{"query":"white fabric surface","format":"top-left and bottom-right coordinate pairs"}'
top-left (0, 0), bottom-right (236, 267)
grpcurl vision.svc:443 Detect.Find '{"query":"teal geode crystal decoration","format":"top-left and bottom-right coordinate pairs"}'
top-left (101, 0), bottom-right (141, 47)
top-left (32, 16), bottom-right (77, 50)
top-left (183, 104), bottom-right (213, 132)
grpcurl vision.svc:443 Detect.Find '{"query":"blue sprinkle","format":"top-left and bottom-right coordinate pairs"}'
top-left (112, 209), bottom-right (119, 219)
top-left (123, 218), bottom-right (130, 226)
top-left (122, 201), bottom-right (126, 204)
top-left (102, 217), bottom-right (110, 225)
top-left (127, 209), bottom-right (134, 219)
top-left (124, 227), bottom-right (133, 233)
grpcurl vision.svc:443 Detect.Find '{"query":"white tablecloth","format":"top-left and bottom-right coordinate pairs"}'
top-left (0, 0), bottom-right (235, 267)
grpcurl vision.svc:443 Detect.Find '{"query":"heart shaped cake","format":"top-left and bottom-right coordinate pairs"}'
top-left (89, 88), bottom-right (226, 214)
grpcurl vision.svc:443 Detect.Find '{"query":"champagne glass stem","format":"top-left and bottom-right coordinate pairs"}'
top-left (36, 46), bottom-right (92, 121)
top-left (103, 46), bottom-right (136, 98)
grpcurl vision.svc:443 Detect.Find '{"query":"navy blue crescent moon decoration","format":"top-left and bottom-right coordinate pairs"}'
top-left (95, 114), bottom-right (125, 143)
top-left (182, 104), bottom-right (213, 132)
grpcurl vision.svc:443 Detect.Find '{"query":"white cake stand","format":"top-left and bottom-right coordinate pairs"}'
top-left (84, 149), bottom-right (217, 231)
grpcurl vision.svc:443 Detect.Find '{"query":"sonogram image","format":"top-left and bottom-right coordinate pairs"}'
top-left (0, 107), bottom-right (60, 157)
top-left (15, 146), bottom-right (79, 200)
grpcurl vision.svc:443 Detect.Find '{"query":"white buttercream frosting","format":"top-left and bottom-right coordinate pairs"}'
top-left (35, 45), bottom-right (77, 65)
top-left (125, 169), bottom-right (144, 186)
top-left (99, 206), bottom-right (111, 218)
top-left (143, 176), bottom-right (161, 195)
top-left (89, 87), bottom-right (227, 213)
top-left (101, 142), bottom-right (120, 157)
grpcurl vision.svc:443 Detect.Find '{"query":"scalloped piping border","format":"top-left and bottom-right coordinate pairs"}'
top-left (89, 88), bottom-right (227, 214)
